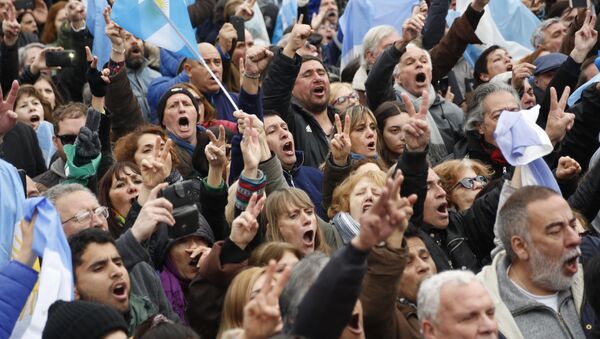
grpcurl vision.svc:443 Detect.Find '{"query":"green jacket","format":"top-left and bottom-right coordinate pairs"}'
top-left (126, 293), bottom-right (158, 335)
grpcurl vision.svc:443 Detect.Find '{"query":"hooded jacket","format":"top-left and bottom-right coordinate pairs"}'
top-left (478, 251), bottom-right (587, 339)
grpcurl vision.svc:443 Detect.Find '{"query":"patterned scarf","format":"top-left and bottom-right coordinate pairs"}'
top-left (333, 212), bottom-right (361, 244)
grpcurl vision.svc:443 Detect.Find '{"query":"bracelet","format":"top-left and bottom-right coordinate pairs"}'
top-left (242, 71), bottom-right (261, 79)
top-left (112, 47), bottom-right (125, 54)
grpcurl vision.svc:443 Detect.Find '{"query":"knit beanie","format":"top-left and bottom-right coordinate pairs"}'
top-left (156, 86), bottom-right (199, 127)
top-left (42, 300), bottom-right (128, 339)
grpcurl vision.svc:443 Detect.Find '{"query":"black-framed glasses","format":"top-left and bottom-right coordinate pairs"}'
top-left (450, 176), bottom-right (488, 192)
top-left (61, 206), bottom-right (109, 224)
top-left (57, 134), bottom-right (77, 145)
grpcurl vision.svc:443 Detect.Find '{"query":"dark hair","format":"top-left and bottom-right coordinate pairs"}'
top-left (374, 100), bottom-right (408, 168)
top-left (97, 161), bottom-right (141, 239)
top-left (113, 124), bottom-right (180, 169)
top-left (134, 314), bottom-right (200, 339)
top-left (473, 45), bottom-right (503, 88)
top-left (14, 84), bottom-right (53, 123)
top-left (301, 55), bottom-right (328, 74)
top-left (341, 57), bottom-right (361, 83)
top-left (404, 224), bottom-right (422, 239)
top-left (68, 228), bottom-right (117, 271)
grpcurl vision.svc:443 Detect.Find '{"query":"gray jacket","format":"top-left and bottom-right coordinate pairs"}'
top-left (479, 251), bottom-right (585, 339)
top-left (127, 62), bottom-right (161, 122)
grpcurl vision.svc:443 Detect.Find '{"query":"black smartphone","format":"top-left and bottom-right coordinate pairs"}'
top-left (230, 15), bottom-right (245, 42)
top-left (570, 0), bottom-right (590, 8)
top-left (46, 50), bottom-right (76, 68)
top-left (15, 0), bottom-right (35, 11)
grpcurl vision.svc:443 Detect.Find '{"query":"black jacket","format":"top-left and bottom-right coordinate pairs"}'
top-left (262, 49), bottom-right (336, 168)
top-left (397, 149), bottom-right (500, 272)
top-left (0, 122), bottom-right (47, 177)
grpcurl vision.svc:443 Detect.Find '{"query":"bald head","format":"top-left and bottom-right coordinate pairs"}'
top-left (184, 43), bottom-right (223, 94)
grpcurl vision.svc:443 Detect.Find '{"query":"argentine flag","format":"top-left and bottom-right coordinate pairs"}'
top-left (339, 0), bottom-right (419, 69)
top-left (12, 198), bottom-right (73, 339)
top-left (111, 0), bottom-right (198, 59)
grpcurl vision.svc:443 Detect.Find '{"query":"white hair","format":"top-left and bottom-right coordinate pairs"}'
top-left (417, 270), bottom-right (478, 323)
top-left (530, 18), bottom-right (562, 48)
top-left (361, 25), bottom-right (398, 68)
top-left (392, 43), bottom-right (432, 79)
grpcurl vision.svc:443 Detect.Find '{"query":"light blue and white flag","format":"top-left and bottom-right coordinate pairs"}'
top-left (0, 159), bottom-right (24, 267)
top-left (111, 0), bottom-right (239, 110)
top-left (494, 105), bottom-right (561, 193)
top-left (16, 198), bottom-right (73, 339)
top-left (111, 0), bottom-right (198, 59)
top-left (86, 0), bottom-right (111, 70)
top-left (450, 0), bottom-right (540, 66)
top-left (339, 0), bottom-right (419, 69)
top-left (272, 0), bottom-right (298, 45)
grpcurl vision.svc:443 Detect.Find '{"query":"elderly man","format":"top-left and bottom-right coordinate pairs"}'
top-left (531, 18), bottom-right (567, 53)
top-left (366, 0), bottom-right (491, 164)
top-left (352, 25), bottom-right (401, 102)
top-left (418, 270), bottom-right (498, 339)
top-left (263, 20), bottom-right (336, 168)
top-left (479, 186), bottom-right (586, 338)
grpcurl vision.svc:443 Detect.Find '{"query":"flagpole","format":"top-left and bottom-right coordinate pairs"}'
top-left (151, 0), bottom-right (240, 112)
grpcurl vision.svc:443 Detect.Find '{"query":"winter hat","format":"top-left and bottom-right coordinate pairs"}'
top-left (156, 86), bottom-right (199, 127)
top-left (42, 300), bottom-right (128, 339)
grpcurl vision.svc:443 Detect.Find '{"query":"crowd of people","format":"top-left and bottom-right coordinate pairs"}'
top-left (1, 0), bottom-right (600, 338)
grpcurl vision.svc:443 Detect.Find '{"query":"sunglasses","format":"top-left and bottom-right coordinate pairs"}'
top-left (450, 175), bottom-right (488, 192)
top-left (57, 134), bottom-right (78, 145)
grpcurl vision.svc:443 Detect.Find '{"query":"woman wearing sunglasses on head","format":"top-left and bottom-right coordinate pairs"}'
top-left (434, 159), bottom-right (492, 212)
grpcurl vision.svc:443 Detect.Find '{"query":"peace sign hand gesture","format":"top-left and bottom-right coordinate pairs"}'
top-left (330, 113), bottom-right (351, 166)
top-left (205, 125), bottom-right (228, 169)
top-left (140, 136), bottom-right (173, 189)
top-left (243, 260), bottom-right (291, 339)
top-left (545, 86), bottom-right (574, 146)
top-left (401, 90), bottom-right (430, 152)
top-left (230, 192), bottom-right (266, 250)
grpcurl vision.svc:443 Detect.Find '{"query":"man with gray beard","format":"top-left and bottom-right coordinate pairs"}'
top-left (479, 186), bottom-right (586, 339)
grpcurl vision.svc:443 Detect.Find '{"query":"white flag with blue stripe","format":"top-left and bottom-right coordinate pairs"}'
top-left (13, 198), bottom-right (73, 339)
top-left (339, 0), bottom-right (419, 69)
top-left (450, 0), bottom-right (540, 67)
top-left (111, 0), bottom-right (198, 59)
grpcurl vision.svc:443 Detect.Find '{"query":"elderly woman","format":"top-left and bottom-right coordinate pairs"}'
top-left (329, 82), bottom-right (359, 112)
top-left (433, 159), bottom-right (492, 212)
top-left (328, 169), bottom-right (387, 244)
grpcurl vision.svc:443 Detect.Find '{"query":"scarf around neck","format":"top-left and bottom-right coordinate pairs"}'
top-left (394, 84), bottom-right (449, 165)
top-left (333, 212), bottom-right (360, 244)
top-left (159, 256), bottom-right (191, 325)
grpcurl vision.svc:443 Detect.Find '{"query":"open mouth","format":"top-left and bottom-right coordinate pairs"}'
top-left (189, 255), bottom-right (200, 267)
top-left (112, 282), bottom-right (127, 300)
top-left (367, 141), bottom-right (376, 150)
top-left (178, 116), bottom-right (190, 129)
top-left (303, 229), bottom-right (315, 245)
top-left (347, 313), bottom-right (362, 334)
top-left (415, 72), bottom-right (427, 84)
top-left (564, 255), bottom-right (579, 275)
top-left (312, 85), bottom-right (326, 97)
top-left (506, 64), bottom-right (513, 71)
top-left (30, 115), bottom-right (40, 123)
top-left (437, 202), bottom-right (448, 217)
top-left (282, 141), bottom-right (294, 155)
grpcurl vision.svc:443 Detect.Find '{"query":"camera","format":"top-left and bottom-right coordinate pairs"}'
top-left (159, 179), bottom-right (202, 239)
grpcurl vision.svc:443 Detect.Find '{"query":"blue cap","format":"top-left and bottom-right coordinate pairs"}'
top-left (533, 53), bottom-right (568, 76)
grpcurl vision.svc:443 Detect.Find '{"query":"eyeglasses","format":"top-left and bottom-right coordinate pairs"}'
top-left (61, 206), bottom-right (109, 224)
top-left (57, 134), bottom-right (78, 145)
top-left (333, 92), bottom-right (359, 106)
top-left (450, 176), bottom-right (488, 192)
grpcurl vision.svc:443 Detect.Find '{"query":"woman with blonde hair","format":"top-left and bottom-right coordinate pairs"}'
top-left (433, 158), bottom-right (492, 212)
top-left (265, 188), bottom-right (335, 255)
top-left (329, 82), bottom-right (359, 112)
top-left (328, 169), bottom-right (387, 244)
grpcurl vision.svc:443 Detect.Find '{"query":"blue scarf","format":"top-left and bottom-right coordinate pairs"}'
top-left (168, 126), bottom-right (205, 156)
